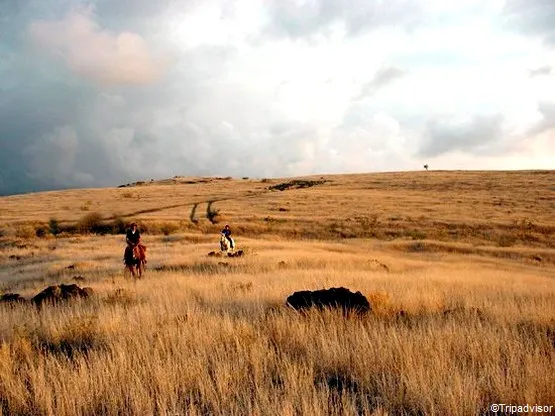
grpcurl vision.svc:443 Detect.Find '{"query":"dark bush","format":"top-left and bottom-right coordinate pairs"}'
top-left (35, 226), bottom-right (48, 238)
top-left (206, 201), bottom-right (219, 224)
top-left (48, 218), bottom-right (61, 235)
top-left (269, 179), bottom-right (326, 191)
top-left (190, 203), bottom-right (199, 224)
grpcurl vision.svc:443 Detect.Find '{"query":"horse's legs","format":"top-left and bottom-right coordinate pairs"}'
top-left (124, 264), bottom-right (134, 279)
top-left (221, 236), bottom-right (232, 253)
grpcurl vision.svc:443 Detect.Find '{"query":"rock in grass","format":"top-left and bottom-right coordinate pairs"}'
top-left (31, 284), bottom-right (93, 307)
top-left (286, 287), bottom-right (371, 314)
top-left (0, 293), bottom-right (27, 305)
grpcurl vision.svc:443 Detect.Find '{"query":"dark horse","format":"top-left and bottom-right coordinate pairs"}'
top-left (124, 244), bottom-right (147, 278)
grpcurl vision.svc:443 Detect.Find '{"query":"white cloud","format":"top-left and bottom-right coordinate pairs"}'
top-left (27, 7), bottom-right (172, 85)
top-left (327, 111), bottom-right (411, 172)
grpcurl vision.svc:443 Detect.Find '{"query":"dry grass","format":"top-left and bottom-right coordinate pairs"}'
top-left (1, 171), bottom-right (554, 248)
top-left (0, 171), bottom-right (554, 415)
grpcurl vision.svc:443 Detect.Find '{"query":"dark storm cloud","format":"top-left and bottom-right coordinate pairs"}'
top-left (0, 81), bottom-right (130, 195)
top-left (262, 0), bottom-right (424, 39)
top-left (0, 6), bottom-right (269, 198)
top-left (0, 0), bottom-right (170, 193)
top-left (419, 114), bottom-right (505, 157)
top-left (0, 72), bottom-right (98, 195)
top-left (0, 1), bottom-right (180, 195)
top-left (503, 0), bottom-right (555, 45)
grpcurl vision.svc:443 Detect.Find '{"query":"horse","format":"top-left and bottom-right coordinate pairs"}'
top-left (220, 233), bottom-right (235, 253)
top-left (124, 244), bottom-right (147, 278)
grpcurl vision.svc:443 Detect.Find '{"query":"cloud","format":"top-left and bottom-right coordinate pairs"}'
top-left (354, 65), bottom-right (406, 101)
top-left (327, 110), bottom-right (412, 172)
top-left (419, 114), bottom-right (506, 157)
top-left (262, 0), bottom-right (424, 39)
top-left (0, 77), bottom-right (143, 194)
top-left (98, 92), bottom-right (126, 107)
top-left (23, 125), bottom-right (94, 186)
top-left (27, 7), bottom-right (171, 85)
top-left (503, 0), bottom-right (555, 45)
top-left (1, 0), bottom-right (554, 195)
top-left (529, 101), bottom-right (555, 134)
top-left (529, 65), bottom-right (553, 77)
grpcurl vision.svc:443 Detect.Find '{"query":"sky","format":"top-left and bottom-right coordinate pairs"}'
top-left (0, 0), bottom-right (554, 195)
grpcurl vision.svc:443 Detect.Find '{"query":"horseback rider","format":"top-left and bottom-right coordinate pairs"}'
top-left (221, 224), bottom-right (234, 249)
top-left (125, 222), bottom-right (146, 263)
top-left (126, 222), bottom-right (141, 248)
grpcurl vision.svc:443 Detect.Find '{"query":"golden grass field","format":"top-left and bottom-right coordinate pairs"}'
top-left (0, 170), bottom-right (554, 415)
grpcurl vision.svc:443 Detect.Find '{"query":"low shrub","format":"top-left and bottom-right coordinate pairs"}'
top-left (269, 179), bottom-right (326, 191)
top-left (159, 222), bottom-right (179, 236)
top-left (497, 233), bottom-right (517, 247)
top-left (207, 201), bottom-right (220, 224)
top-left (366, 291), bottom-right (393, 316)
top-left (35, 225), bottom-right (48, 238)
top-left (14, 225), bottom-right (35, 239)
top-left (405, 229), bottom-right (427, 240)
top-left (80, 200), bottom-right (92, 211)
top-left (48, 218), bottom-right (61, 236)
top-left (112, 215), bottom-right (126, 234)
top-left (76, 212), bottom-right (104, 234)
top-left (190, 203), bottom-right (199, 225)
top-left (37, 316), bottom-right (105, 360)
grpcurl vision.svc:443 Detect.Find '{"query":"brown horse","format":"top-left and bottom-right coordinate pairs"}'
top-left (124, 244), bottom-right (147, 278)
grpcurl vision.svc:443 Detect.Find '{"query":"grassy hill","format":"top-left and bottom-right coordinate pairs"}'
top-left (0, 170), bottom-right (554, 415)
top-left (2, 170), bottom-right (555, 245)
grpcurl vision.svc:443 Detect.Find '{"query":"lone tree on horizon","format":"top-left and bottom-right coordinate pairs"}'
top-left (424, 164), bottom-right (429, 171)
